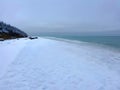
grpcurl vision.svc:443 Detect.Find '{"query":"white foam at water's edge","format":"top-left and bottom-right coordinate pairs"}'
top-left (41, 36), bottom-right (120, 52)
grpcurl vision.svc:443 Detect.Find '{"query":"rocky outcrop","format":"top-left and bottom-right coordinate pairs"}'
top-left (0, 22), bottom-right (28, 39)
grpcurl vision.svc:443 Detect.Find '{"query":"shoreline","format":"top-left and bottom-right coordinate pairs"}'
top-left (0, 37), bottom-right (120, 90)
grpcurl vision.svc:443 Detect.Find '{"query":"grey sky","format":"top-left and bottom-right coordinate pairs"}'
top-left (0, 0), bottom-right (120, 35)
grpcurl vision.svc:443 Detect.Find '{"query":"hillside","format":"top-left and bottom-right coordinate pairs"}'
top-left (0, 22), bottom-right (28, 39)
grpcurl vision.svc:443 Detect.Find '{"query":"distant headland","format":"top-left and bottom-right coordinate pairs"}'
top-left (0, 22), bottom-right (28, 40)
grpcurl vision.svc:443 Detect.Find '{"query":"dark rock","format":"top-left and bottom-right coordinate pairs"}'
top-left (29, 36), bottom-right (38, 40)
top-left (0, 38), bottom-right (4, 41)
top-left (0, 22), bottom-right (28, 39)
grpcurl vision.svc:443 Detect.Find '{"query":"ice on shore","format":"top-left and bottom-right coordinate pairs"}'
top-left (0, 37), bottom-right (120, 90)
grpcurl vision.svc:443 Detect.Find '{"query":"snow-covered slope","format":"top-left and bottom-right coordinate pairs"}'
top-left (0, 37), bottom-right (120, 90)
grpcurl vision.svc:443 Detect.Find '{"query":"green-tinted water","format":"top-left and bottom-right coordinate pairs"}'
top-left (39, 34), bottom-right (120, 48)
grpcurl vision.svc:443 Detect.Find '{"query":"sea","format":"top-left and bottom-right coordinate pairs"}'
top-left (38, 34), bottom-right (120, 49)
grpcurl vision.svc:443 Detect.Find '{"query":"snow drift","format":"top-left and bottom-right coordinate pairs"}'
top-left (0, 37), bottom-right (120, 90)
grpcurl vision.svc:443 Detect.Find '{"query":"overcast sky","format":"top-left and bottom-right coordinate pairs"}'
top-left (0, 0), bottom-right (120, 35)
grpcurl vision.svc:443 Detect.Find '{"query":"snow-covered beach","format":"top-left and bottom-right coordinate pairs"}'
top-left (0, 37), bottom-right (120, 90)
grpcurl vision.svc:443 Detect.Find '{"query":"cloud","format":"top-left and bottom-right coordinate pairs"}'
top-left (0, 0), bottom-right (120, 35)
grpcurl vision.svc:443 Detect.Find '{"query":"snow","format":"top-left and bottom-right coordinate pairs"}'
top-left (0, 38), bottom-right (30, 77)
top-left (0, 37), bottom-right (120, 90)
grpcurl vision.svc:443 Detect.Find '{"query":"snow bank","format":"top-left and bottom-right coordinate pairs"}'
top-left (0, 37), bottom-right (120, 90)
top-left (0, 38), bottom-right (30, 77)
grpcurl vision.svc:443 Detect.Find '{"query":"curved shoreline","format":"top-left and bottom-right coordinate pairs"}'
top-left (0, 37), bottom-right (120, 90)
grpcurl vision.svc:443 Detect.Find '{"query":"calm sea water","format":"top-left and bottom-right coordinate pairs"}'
top-left (39, 34), bottom-right (120, 48)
